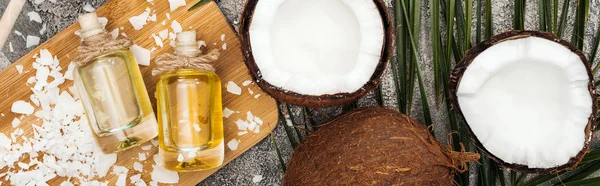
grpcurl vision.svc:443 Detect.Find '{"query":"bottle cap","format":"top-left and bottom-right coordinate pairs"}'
top-left (176, 31), bottom-right (200, 57)
top-left (78, 13), bottom-right (104, 39)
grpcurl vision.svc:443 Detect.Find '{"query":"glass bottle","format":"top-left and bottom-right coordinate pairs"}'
top-left (74, 13), bottom-right (158, 154)
top-left (155, 31), bottom-right (224, 172)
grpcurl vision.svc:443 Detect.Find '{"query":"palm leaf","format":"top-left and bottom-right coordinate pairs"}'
top-left (557, 0), bottom-right (571, 37)
top-left (484, 0), bottom-right (493, 39)
top-left (400, 1), bottom-right (433, 129)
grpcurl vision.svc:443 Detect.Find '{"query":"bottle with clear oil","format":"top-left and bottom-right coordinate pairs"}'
top-left (154, 31), bottom-right (224, 172)
top-left (73, 12), bottom-right (158, 154)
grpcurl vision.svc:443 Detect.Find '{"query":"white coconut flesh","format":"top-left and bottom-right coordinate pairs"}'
top-left (457, 37), bottom-right (592, 168)
top-left (249, 0), bottom-right (384, 95)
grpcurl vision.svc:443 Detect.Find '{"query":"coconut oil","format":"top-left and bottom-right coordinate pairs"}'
top-left (156, 31), bottom-right (224, 172)
top-left (74, 13), bottom-right (158, 154)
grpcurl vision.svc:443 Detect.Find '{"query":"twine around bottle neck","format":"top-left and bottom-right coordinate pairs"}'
top-left (151, 49), bottom-right (220, 76)
top-left (73, 32), bottom-right (133, 66)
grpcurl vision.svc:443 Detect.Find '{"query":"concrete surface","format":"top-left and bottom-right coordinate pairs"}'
top-left (0, 0), bottom-right (599, 185)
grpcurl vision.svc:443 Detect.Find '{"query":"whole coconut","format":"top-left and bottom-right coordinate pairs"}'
top-left (283, 107), bottom-right (479, 185)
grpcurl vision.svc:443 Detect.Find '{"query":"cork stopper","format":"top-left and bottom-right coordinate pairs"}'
top-left (176, 31), bottom-right (200, 57)
top-left (78, 13), bottom-right (104, 39)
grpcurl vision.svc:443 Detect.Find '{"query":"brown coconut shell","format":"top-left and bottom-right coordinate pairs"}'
top-left (283, 107), bottom-right (479, 186)
top-left (448, 30), bottom-right (597, 173)
top-left (239, 0), bottom-right (394, 108)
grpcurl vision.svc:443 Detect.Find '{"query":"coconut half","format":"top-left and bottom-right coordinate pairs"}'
top-left (240, 0), bottom-right (393, 107)
top-left (449, 31), bottom-right (597, 173)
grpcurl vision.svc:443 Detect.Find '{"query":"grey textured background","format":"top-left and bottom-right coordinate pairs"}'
top-left (1, 0), bottom-right (600, 185)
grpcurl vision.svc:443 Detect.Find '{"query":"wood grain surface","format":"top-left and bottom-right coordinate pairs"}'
top-left (0, 0), bottom-right (278, 185)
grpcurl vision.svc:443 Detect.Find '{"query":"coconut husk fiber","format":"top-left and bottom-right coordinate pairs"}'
top-left (283, 107), bottom-right (479, 186)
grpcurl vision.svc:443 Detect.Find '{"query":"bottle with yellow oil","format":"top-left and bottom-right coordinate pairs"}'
top-left (154, 30), bottom-right (224, 172)
top-left (73, 12), bottom-right (158, 154)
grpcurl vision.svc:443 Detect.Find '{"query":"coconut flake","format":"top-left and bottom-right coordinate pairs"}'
top-left (138, 153), bottom-right (147, 161)
top-left (220, 34), bottom-right (226, 41)
top-left (236, 119), bottom-right (249, 131)
top-left (254, 116), bottom-right (264, 125)
top-left (238, 131), bottom-right (248, 136)
top-left (134, 162), bottom-right (143, 172)
top-left (130, 44), bottom-right (151, 66)
top-left (83, 3), bottom-right (96, 12)
top-left (222, 43), bottom-right (227, 50)
top-left (129, 10), bottom-right (151, 30)
top-left (252, 175), bottom-right (263, 183)
top-left (27, 11), bottom-right (42, 23)
top-left (151, 165), bottom-right (179, 184)
top-left (158, 29), bottom-right (169, 40)
top-left (96, 153), bottom-right (117, 177)
top-left (12, 100), bottom-right (34, 115)
top-left (168, 0), bottom-right (186, 11)
top-left (226, 81), bottom-right (242, 95)
top-left (152, 34), bottom-right (163, 48)
top-left (26, 35), bottom-right (40, 48)
top-left (247, 111), bottom-right (254, 121)
top-left (253, 126), bottom-right (261, 134)
top-left (9, 42), bottom-right (13, 52)
top-left (223, 108), bottom-right (235, 118)
top-left (242, 80), bottom-right (252, 86)
top-left (40, 23), bottom-right (47, 35)
top-left (227, 139), bottom-right (239, 151)
top-left (16, 65), bottom-right (23, 74)
top-left (142, 145), bottom-right (153, 151)
top-left (110, 28), bottom-right (120, 39)
top-left (171, 20), bottom-right (182, 33)
top-left (11, 118), bottom-right (21, 128)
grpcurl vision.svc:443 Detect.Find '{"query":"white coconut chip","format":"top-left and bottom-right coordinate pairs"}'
top-left (227, 139), bottom-right (239, 151)
top-left (252, 175), bottom-right (263, 183)
top-left (170, 20), bottom-right (182, 33)
top-left (27, 11), bottom-right (42, 23)
top-left (168, 0), bottom-right (186, 12)
top-left (223, 108), bottom-right (235, 118)
top-left (12, 100), bottom-right (34, 115)
top-left (198, 40), bottom-right (206, 48)
top-left (15, 65), bottom-right (23, 74)
top-left (151, 165), bottom-right (179, 184)
top-left (26, 35), bottom-right (40, 48)
top-left (247, 111), bottom-right (254, 121)
top-left (248, 88), bottom-right (254, 95)
top-left (129, 10), bottom-right (150, 30)
top-left (253, 126), bottom-right (260, 134)
top-left (254, 116), bottom-right (263, 125)
top-left (238, 131), bottom-right (248, 136)
top-left (222, 43), bottom-right (227, 50)
top-left (236, 119), bottom-right (249, 131)
top-left (11, 118), bottom-right (21, 128)
top-left (83, 3), bottom-right (96, 12)
top-left (254, 94), bottom-right (261, 99)
top-left (158, 29), bottom-right (169, 40)
top-left (110, 28), bottom-right (120, 39)
top-left (165, 13), bottom-right (171, 20)
top-left (138, 153), bottom-right (147, 161)
top-left (9, 42), bottom-right (14, 52)
top-left (40, 23), bottom-right (47, 35)
top-left (141, 145), bottom-right (153, 151)
top-left (133, 162), bottom-right (143, 172)
top-left (226, 81), bottom-right (242, 95)
top-left (151, 34), bottom-right (163, 48)
top-left (242, 80), bottom-right (252, 86)
top-left (130, 44), bottom-right (151, 66)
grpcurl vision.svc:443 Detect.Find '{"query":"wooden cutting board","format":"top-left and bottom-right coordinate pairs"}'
top-left (0, 0), bottom-right (278, 185)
